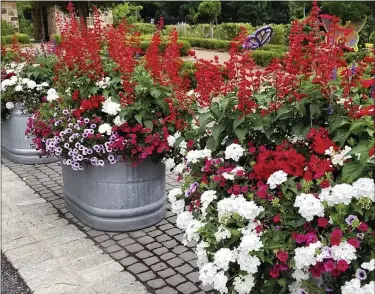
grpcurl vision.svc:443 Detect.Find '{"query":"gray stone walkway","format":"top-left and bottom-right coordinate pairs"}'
top-left (1, 158), bottom-right (212, 294)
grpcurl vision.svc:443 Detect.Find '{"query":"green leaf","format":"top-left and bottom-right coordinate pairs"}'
top-left (341, 161), bottom-right (363, 183)
top-left (134, 113), bottom-right (143, 124)
top-left (233, 117), bottom-right (245, 130)
top-left (198, 112), bottom-right (212, 129)
top-left (144, 120), bottom-right (153, 130)
top-left (205, 136), bottom-right (216, 151)
top-left (349, 119), bottom-right (368, 133)
top-left (275, 107), bottom-right (292, 120)
top-left (234, 127), bottom-right (248, 144)
top-left (150, 88), bottom-right (162, 99)
top-left (212, 124), bottom-right (222, 143)
top-left (309, 103), bottom-right (320, 118)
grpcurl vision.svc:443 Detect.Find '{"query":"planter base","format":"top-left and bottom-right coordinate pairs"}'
top-left (65, 194), bottom-right (166, 232)
top-left (2, 146), bottom-right (58, 165)
top-left (62, 159), bottom-right (166, 232)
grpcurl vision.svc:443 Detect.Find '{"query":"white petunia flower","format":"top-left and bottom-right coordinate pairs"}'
top-left (41, 82), bottom-right (49, 87)
top-left (267, 170), bottom-right (288, 189)
top-left (5, 102), bottom-right (14, 109)
top-left (331, 145), bottom-right (352, 166)
top-left (292, 269), bottom-right (309, 281)
top-left (236, 251), bottom-right (261, 274)
top-left (294, 193), bottom-right (325, 221)
top-left (186, 149), bottom-right (212, 164)
top-left (184, 219), bottom-right (204, 244)
top-left (102, 97), bottom-right (121, 116)
top-left (212, 271), bottom-right (228, 294)
top-left (319, 183), bottom-right (356, 206)
top-left (168, 188), bottom-right (182, 203)
top-left (331, 241), bottom-right (356, 263)
top-left (233, 275), bottom-right (255, 294)
top-left (195, 241), bottom-right (209, 266)
top-left (225, 143), bottom-right (244, 161)
top-left (164, 158), bottom-right (175, 170)
top-left (98, 123), bottom-right (112, 135)
top-left (174, 163), bottom-right (185, 174)
top-left (214, 225), bottom-right (231, 242)
top-left (171, 199), bottom-right (185, 214)
top-left (217, 195), bottom-right (264, 221)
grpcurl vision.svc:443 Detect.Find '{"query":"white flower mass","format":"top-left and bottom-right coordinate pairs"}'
top-left (224, 143), bottom-right (244, 161)
top-left (267, 170), bottom-right (288, 189)
top-left (294, 193), bottom-right (325, 221)
top-left (102, 97), bottom-right (121, 116)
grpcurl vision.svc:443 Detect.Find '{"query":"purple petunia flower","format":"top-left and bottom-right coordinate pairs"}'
top-left (90, 124), bottom-right (97, 129)
top-left (345, 215), bottom-right (358, 225)
top-left (84, 118), bottom-right (90, 123)
top-left (356, 268), bottom-right (367, 280)
top-left (298, 289), bottom-right (308, 294)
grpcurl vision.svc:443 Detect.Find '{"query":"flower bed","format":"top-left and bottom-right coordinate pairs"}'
top-left (166, 3), bottom-right (375, 294)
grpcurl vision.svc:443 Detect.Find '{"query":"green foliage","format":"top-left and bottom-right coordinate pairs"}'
top-left (321, 1), bottom-right (372, 22)
top-left (369, 31), bottom-right (375, 44)
top-left (268, 24), bottom-right (290, 45)
top-left (344, 51), bottom-right (370, 64)
top-left (1, 20), bottom-right (15, 36)
top-left (179, 61), bottom-right (197, 88)
top-left (1, 33), bottom-right (31, 45)
top-left (22, 55), bottom-right (58, 84)
top-left (251, 50), bottom-right (285, 67)
top-left (179, 37), bottom-right (230, 51)
top-left (18, 17), bottom-right (33, 36)
top-left (140, 39), bottom-right (191, 56)
top-left (112, 2), bottom-right (143, 25)
top-left (214, 22), bottom-right (253, 40)
top-left (195, 1), bottom-right (221, 23)
top-left (17, 1), bottom-right (33, 36)
top-left (51, 34), bottom-right (61, 44)
top-left (131, 23), bottom-right (155, 35)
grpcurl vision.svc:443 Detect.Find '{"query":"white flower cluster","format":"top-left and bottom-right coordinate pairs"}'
top-left (5, 62), bottom-right (26, 74)
top-left (320, 178), bottom-right (374, 206)
top-left (214, 225), bottom-right (231, 242)
top-left (294, 193), bottom-right (325, 221)
top-left (294, 241), bottom-right (322, 269)
top-left (225, 143), bottom-right (244, 161)
top-left (186, 149), bottom-right (212, 164)
top-left (361, 259), bottom-right (375, 271)
top-left (47, 88), bottom-right (59, 102)
top-left (267, 170), bottom-right (288, 189)
top-left (341, 278), bottom-right (374, 294)
top-left (5, 102), bottom-right (14, 109)
top-left (199, 263), bottom-right (228, 293)
top-left (98, 123), bottom-right (112, 135)
top-left (325, 145), bottom-right (352, 166)
top-left (331, 241), bottom-right (357, 263)
top-left (233, 275), bottom-right (255, 294)
top-left (102, 97), bottom-right (121, 116)
top-left (167, 132), bottom-right (181, 147)
top-left (200, 190), bottom-right (217, 217)
top-left (113, 115), bottom-right (126, 126)
top-left (96, 77), bottom-right (111, 89)
top-left (217, 195), bottom-right (264, 221)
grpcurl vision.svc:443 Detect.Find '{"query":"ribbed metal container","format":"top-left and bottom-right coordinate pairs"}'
top-left (1, 106), bottom-right (58, 164)
top-left (62, 158), bottom-right (166, 231)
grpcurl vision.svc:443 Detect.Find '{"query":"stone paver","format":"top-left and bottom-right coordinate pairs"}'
top-left (2, 158), bottom-right (213, 294)
top-left (1, 164), bottom-right (148, 294)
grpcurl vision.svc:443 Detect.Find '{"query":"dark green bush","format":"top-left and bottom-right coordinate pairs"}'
top-left (180, 37), bottom-right (230, 51)
top-left (369, 31), bottom-right (375, 44)
top-left (51, 34), bottom-right (61, 44)
top-left (1, 20), bottom-right (15, 36)
top-left (1, 35), bottom-right (13, 45)
top-left (344, 51), bottom-right (369, 64)
top-left (131, 23), bottom-right (155, 35)
top-left (251, 50), bottom-right (284, 67)
top-left (140, 39), bottom-right (191, 56)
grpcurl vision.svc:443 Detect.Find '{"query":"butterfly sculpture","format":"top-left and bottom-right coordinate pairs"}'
top-left (320, 14), bottom-right (367, 52)
top-left (242, 25), bottom-right (273, 50)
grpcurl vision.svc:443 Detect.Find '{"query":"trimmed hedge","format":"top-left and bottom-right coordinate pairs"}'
top-left (140, 39), bottom-right (191, 56)
top-left (179, 37), bottom-right (230, 51)
top-left (251, 50), bottom-right (285, 67)
top-left (1, 33), bottom-right (31, 45)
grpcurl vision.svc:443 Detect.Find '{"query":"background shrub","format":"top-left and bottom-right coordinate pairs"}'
top-left (51, 34), bottom-right (62, 44)
top-left (1, 20), bottom-right (15, 36)
top-left (344, 51), bottom-right (369, 64)
top-left (131, 23), bottom-right (155, 35)
top-left (179, 61), bottom-right (197, 88)
top-left (251, 50), bottom-right (284, 66)
top-left (1, 33), bottom-right (31, 45)
top-left (180, 37), bottom-right (230, 51)
top-left (140, 39), bottom-right (191, 56)
top-left (369, 31), bottom-right (375, 44)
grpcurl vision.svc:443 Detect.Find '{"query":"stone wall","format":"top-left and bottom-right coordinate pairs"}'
top-left (1, 1), bottom-right (19, 31)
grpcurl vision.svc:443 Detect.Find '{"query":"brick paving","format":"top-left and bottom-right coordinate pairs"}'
top-left (2, 158), bottom-right (213, 294)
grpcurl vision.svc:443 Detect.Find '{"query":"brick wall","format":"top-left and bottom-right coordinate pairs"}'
top-left (1, 1), bottom-right (19, 31)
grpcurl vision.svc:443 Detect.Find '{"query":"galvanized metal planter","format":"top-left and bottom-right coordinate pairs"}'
top-left (62, 158), bottom-right (166, 231)
top-left (1, 106), bottom-right (58, 164)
